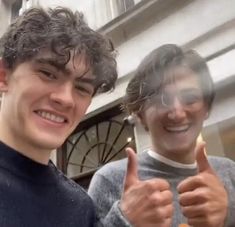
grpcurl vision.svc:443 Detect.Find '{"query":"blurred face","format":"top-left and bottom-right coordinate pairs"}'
top-left (0, 53), bottom-right (94, 160)
top-left (139, 67), bottom-right (208, 163)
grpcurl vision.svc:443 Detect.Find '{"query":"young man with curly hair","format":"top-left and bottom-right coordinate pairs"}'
top-left (0, 7), bottom-right (117, 227)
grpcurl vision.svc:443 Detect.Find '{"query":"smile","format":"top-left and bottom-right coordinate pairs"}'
top-left (165, 125), bottom-right (189, 132)
top-left (35, 110), bottom-right (67, 123)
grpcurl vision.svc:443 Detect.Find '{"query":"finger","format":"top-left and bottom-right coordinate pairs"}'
top-left (156, 204), bottom-right (174, 220)
top-left (179, 190), bottom-right (206, 206)
top-left (144, 178), bottom-right (171, 192)
top-left (147, 203), bottom-right (173, 223)
top-left (178, 173), bottom-right (214, 193)
top-left (160, 218), bottom-right (172, 227)
top-left (150, 189), bottom-right (173, 207)
top-left (177, 176), bottom-right (198, 193)
top-left (124, 147), bottom-right (139, 191)
top-left (181, 203), bottom-right (207, 218)
top-left (187, 216), bottom-right (209, 227)
top-left (149, 218), bottom-right (172, 227)
top-left (195, 141), bottom-right (213, 173)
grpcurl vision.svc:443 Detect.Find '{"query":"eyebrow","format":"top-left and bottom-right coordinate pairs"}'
top-left (181, 88), bottom-right (201, 92)
top-left (34, 58), bottom-right (65, 71)
top-left (34, 57), bottom-right (95, 84)
top-left (75, 77), bottom-right (95, 86)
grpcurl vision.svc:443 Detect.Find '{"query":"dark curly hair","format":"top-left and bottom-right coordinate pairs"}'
top-left (123, 44), bottom-right (215, 114)
top-left (0, 7), bottom-right (117, 94)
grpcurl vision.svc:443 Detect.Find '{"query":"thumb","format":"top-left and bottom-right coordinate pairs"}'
top-left (195, 142), bottom-right (213, 173)
top-left (124, 147), bottom-right (139, 191)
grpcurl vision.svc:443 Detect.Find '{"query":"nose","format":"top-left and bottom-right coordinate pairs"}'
top-left (50, 82), bottom-right (74, 109)
top-left (167, 97), bottom-right (186, 121)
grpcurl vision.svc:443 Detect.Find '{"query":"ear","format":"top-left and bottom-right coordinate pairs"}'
top-left (204, 111), bottom-right (209, 120)
top-left (137, 111), bottom-right (149, 131)
top-left (0, 59), bottom-right (9, 92)
top-left (203, 104), bottom-right (210, 120)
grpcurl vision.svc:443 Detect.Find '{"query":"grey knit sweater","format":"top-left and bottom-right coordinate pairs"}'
top-left (88, 150), bottom-right (235, 227)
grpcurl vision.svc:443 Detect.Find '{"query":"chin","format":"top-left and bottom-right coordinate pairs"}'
top-left (33, 135), bottom-right (66, 151)
top-left (174, 143), bottom-right (194, 154)
top-left (44, 139), bottom-right (65, 150)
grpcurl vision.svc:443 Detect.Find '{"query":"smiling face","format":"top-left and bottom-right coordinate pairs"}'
top-left (0, 52), bottom-right (94, 163)
top-left (139, 66), bottom-right (208, 163)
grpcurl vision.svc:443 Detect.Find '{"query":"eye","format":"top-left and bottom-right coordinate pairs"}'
top-left (75, 84), bottom-right (94, 97)
top-left (38, 70), bottom-right (57, 80)
top-left (182, 93), bottom-right (202, 105)
top-left (161, 93), bottom-right (174, 106)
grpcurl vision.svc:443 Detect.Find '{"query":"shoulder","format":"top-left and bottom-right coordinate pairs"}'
top-left (88, 158), bottom-right (128, 203)
top-left (94, 158), bottom-right (128, 182)
top-left (208, 156), bottom-right (235, 179)
top-left (50, 163), bottom-right (94, 206)
top-left (208, 156), bottom-right (235, 169)
top-left (91, 151), bottom-right (148, 183)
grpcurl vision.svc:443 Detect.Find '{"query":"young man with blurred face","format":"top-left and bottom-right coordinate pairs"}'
top-left (88, 44), bottom-right (235, 227)
top-left (0, 7), bottom-right (117, 227)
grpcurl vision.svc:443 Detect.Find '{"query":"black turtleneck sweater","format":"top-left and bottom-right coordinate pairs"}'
top-left (0, 141), bottom-right (95, 227)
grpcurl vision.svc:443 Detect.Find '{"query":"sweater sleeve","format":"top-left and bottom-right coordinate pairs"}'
top-left (88, 172), bottom-right (131, 227)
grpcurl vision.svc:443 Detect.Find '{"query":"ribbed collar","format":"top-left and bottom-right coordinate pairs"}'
top-left (139, 150), bottom-right (198, 176)
top-left (148, 149), bottom-right (197, 169)
top-left (0, 141), bottom-right (59, 185)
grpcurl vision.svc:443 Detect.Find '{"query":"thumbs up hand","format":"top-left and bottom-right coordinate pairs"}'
top-left (120, 147), bottom-right (173, 227)
top-left (177, 142), bottom-right (228, 227)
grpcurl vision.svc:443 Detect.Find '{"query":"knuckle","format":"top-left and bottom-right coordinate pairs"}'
top-left (144, 181), bottom-right (155, 191)
top-left (154, 208), bottom-right (166, 221)
top-left (194, 188), bottom-right (210, 201)
top-left (150, 191), bottom-right (172, 206)
top-left (165, 190), bottom-right (173, 200)
top-left (194, 174), bottom-right (208, 185)
top-left (157, 178), bottom-right (170, 188)
top-left (155, 204), bottom-right (173, 220)
top-left (149, 192), bottom-right (162, 205)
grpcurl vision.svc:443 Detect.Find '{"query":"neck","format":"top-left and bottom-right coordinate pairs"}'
top-left (151, 143), bottom-right (196, 164)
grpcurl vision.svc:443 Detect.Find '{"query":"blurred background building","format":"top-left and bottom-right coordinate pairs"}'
top-left (1, 0), bottom-right (235, 189)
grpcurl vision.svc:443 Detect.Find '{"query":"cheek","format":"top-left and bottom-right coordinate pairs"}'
top-left (74, 99), bottom-right (92, 119)
top-left (144, 109), bottom-right (163, 128)
top-left (194, 110), bottom-right (208, 123)
top-left (19, 87), bottom-right (42, 109)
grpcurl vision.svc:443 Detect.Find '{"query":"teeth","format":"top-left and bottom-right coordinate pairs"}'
top-left (166, 125), bottom-right (189, 132)
top-left (37, 111), bottom-right (65, 123)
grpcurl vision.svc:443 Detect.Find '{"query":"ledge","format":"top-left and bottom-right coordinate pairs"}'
top-left (98, 0), bottom-right (194, 46)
